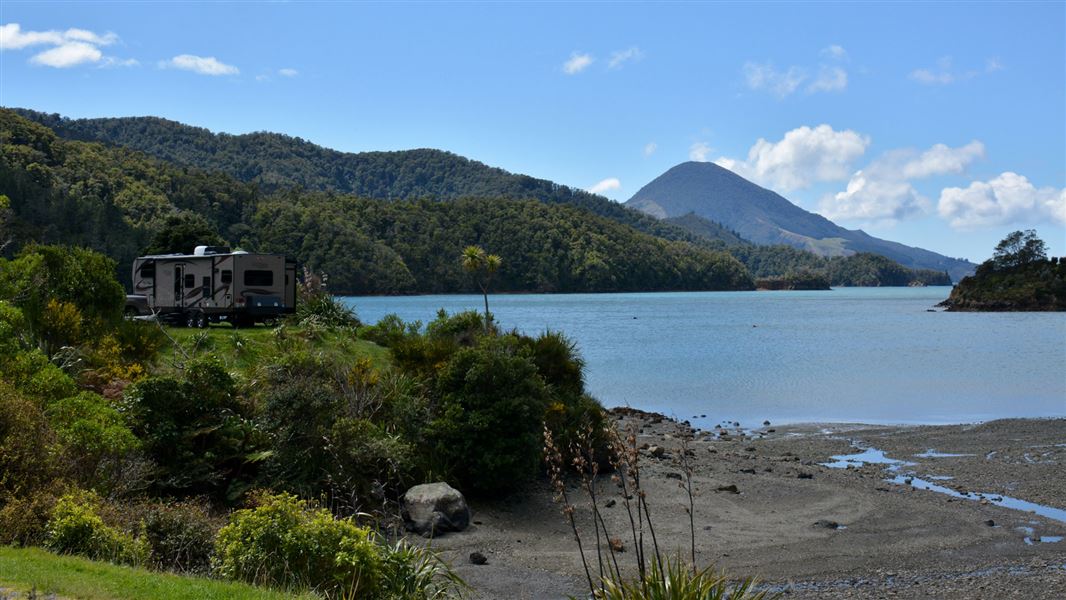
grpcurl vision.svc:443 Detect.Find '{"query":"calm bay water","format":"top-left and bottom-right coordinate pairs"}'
top-left (341, 288), bottom-right (1066, 428)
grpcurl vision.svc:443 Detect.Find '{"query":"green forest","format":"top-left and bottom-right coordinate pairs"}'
top-left (5, 108), bottom-right (951, 292)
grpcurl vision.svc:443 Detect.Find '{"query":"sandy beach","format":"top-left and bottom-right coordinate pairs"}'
top-left (428, 411), bottom-right (1066, 599)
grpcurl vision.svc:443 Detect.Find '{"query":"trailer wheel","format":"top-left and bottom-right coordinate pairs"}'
top-left (187, 311), bottom-right (207, 329)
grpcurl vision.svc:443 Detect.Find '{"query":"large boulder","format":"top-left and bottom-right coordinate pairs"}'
top-left (402, 482), bottom-right (470, 537)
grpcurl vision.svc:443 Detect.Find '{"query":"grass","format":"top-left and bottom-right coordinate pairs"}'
top-left (156, 322), bottom-right (391, 376)
top-left (0, 546), bottom-right (317, 600)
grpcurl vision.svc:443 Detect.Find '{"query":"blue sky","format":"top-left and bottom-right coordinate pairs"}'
top-left (2, 1), bottom-right (1063, 260)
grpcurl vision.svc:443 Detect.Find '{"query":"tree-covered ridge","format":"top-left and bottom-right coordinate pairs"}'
top-left (0, 109), bottom-right (752, 294)
top-left (941, 230), bottom-right (1065, 311)
top-left (252, 194), bottom-right (754, 294)
top-left (14, 108), bottom-right (742, 248)
top-left (0, 109), bottom-right (256, 282)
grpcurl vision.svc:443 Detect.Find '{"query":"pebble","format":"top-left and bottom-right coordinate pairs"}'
top-left (470, 552), bottom-right (488, 565)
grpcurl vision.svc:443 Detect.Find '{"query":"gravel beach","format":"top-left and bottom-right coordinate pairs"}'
top-left (427, 411), bottom-right (1066, 599)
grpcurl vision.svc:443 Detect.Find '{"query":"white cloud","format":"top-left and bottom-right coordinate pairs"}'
top-left (743, 62), bottom-right (806, 98)
top-left (744, 47), bottom-right (850, 97)
top-left (278, 67), bottom-right (298, 77)
top-left (100, 56), bottom-right (139, 68)
top-left (938, 173), bottom-right (1066, 229)
top-left (689, 142), bottom-right (712, 162)
top-left (820, 141), bottom-right (985, 224)
top-left (643, 142), bottom-right (657, 157)
top-left (588, 177), bottom-right (621, 195)
top-left (60, 28), bottom-right (117, 47)
top-left (910, 56), bottom-right (1001, 85)
top-left (820, 172), bottom-right (929, 223)
top-left (1, 23), bottom-right (63, 49)
top-left (608, 46), bottom-right (643, 69)
top-left (160, 54), bottom-right (239, 76)
top-left (2, 23), bottom-right (130, 69)
top-left (562, 52), bottom-right (593, 75)
top-left (30, 42), bottom-right (102, 68)
top-left (820, 44), bottom-right (848, 61)
top-left (901, 141), bottom-right (985, 179)
top-left (714, 124), bottom-right (870, 191)
top-left (807, 66), bottom-right (847, 93)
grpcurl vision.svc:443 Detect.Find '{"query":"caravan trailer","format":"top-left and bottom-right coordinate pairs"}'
top-left (126, 246), bottom-right (296, 327)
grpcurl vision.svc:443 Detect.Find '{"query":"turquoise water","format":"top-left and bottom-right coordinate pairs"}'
top-left (341, 288), bottom-right (1066, 427)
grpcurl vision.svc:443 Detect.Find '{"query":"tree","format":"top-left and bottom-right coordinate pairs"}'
top-left (993, 230), bottom-right (1048, 270)
top-left (143, 212), bottom-right (225, 255)
top-left (461, 245), bottom-right (502, 334)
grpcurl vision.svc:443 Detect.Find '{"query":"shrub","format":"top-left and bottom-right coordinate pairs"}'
top-left (596, 555), bottom-right (771, 600)
top-left (326, 418), bottom-right (414, 502)
top-left (140, 499), bottom-right (221, 573)
top-left (358, 313), bottom-right (421, 348)
top-left (295, 268), bottom-right (361, 328)
top-left (122, 355), bottom-right (264, 499)
top-left (427, 338), bottom-right (550, 495)
top-left (45, 490), bottom-right (149, 566)
top-left (0, 382), bottom-right (57, 498)
top-left (0, 487), bottom-right (62, 546)
top-left (213, 493), bottom-right (383, 598)
top-left (47, 391), bottom-right (140, 488)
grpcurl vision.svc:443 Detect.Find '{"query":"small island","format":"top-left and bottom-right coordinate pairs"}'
top-left (940, 230), bottom-right (1065, 311)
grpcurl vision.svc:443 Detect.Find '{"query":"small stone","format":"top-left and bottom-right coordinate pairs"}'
top-left (985, 519), bottom-right (996, 527)
top-left (609, 537), bottom-right (625, 552)
top-left (814, 520), bottom-right (840, 529)
top-left (745, 446), bottom-right (757, 452)
top-left (797, 473), bottom-right (813, 479)
top-left (716, 484), bottom-right (740, 494)
top-left (763, 420), bottom-right (771, 426)
top-left (666, 472), bottom-right (682, 480)
top-left (904, 478), bottom-right (913, 485)
top-left (649, 445), bottom-right (666, 458)
top-left (767, 428), bottom-right (776, 433)
top-left (739, 468), bottom-right (756, 475)
top-left (469, 552), bottom-right (488, 565)
top-left (604, 499), bottom-right (616, 508)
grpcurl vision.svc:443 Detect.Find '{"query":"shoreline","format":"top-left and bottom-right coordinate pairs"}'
top-left (427, 412), bottom-right (1066, 599)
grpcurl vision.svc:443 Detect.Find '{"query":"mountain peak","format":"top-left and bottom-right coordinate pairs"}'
top-left (627, 162), bottom-right (975, 280)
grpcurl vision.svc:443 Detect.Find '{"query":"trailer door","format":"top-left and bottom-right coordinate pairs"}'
top-left (174, 265), bottom-right (185, 308)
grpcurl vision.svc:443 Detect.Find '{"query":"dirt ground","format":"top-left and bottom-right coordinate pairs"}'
top-left (426, 412), bottom-right (1066, 599)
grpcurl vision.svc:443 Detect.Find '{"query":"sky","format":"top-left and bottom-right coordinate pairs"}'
top-left (1, 1), bottom-right (1064, 261)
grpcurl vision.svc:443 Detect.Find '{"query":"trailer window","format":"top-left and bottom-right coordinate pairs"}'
top-left (202, 276), bottom-right (211, 298)
top-left (184, 274), bottom-right (195, 289)
top-left (221, 270), bottom-right (232, 284)
top-left (139, 262), bottom-right (155, 279)
top-left (245, 270), bottom-right (273, 286)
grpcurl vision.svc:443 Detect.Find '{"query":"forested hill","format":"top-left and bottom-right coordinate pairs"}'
top-left (0, 109), bottom-right (753, 294)
top-left (13, 109), bottom-right (740, 249)
top-left (627, 161), bottom-right (976, 281)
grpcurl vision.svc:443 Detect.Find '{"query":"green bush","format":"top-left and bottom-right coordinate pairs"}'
top-left (0, 487), bottom-right (62, 546)
top-left (327, 418), bottom-right (414, 500)
top-left (427, 337), bottom-right (550, 495)
top-left (0, 245), bottom-right (125, 351)
top-left (47, 391), bottom-right (140, 488)
top-left (122, 355), bottom-right (264, 499)
top-left (0, 383), bottom-right (58, 498)
top-left (140, 499), bottom-right (221, 573)
top-left (45, 491), bottom-right (149, 566)
top-left (213, 493), bottom-right (383, 598)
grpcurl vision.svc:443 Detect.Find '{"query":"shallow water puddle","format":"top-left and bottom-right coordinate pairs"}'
top-left (915, 448), bottom-right (975, 458)
top-left (884, 475), bottom-right (1066, 524)
top-left (824, 444), bottom-right (1066, 524)
top-left (821, 447), bottom-right (915, 471)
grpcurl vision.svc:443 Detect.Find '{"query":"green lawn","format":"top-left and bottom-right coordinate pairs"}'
top-left (156, 322), bottom-right (391, 376)
top-left (0, 546), bottom-right (315, 600)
